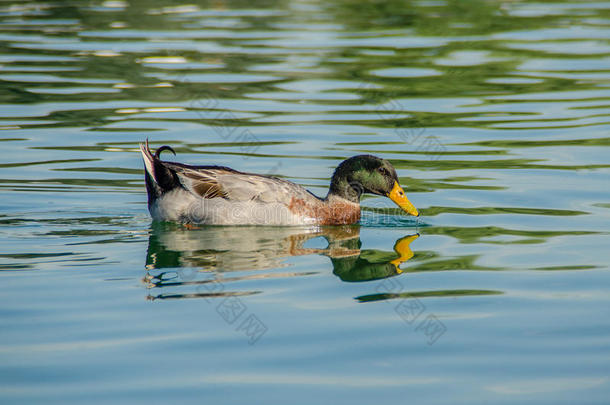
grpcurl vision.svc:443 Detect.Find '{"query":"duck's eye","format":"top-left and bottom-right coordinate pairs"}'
top-left (378, 167), bottom-right (389, 176)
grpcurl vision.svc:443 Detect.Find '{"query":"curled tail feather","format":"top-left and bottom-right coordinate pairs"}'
top-left (140, 140), bottom-right (180, 209)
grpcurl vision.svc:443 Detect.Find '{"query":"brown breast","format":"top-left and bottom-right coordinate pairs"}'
top-left (288, 197), bottom-right (361, 225)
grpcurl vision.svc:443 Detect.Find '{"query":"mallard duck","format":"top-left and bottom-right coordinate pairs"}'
top-left (140, 140), bottom-right (418, 225)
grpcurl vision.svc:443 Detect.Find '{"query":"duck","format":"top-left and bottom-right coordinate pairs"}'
top-left (140, 140), bottom-right (418, 226)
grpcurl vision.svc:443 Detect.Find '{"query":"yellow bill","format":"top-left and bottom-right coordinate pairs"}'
top-left (390, 233), bottom-right (420, 271)
top-left (387, 181), bottom-right (419, 217)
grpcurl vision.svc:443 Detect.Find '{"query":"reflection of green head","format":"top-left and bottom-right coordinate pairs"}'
top-left (328, 155), bottom-right (399, 203)
top-left (332, 234), bottom-right (419, 282)
top-left (332, 255), bottom-right (400, 282)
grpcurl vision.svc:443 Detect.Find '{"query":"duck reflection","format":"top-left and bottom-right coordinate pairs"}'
top-left (331, 234), bottom-right (418, 282)
top-left (144, 223), bottom-right (419, 300)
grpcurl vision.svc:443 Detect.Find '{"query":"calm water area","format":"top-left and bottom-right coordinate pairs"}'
top-left (1, 1), bottom-right (609, 403)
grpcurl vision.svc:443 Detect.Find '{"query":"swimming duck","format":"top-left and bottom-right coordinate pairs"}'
top-left (140, 141), bottom-right (418, 225)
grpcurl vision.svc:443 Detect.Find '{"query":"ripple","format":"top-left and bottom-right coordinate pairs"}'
top-left (370, 67), bottom-right (442, 78)
top-left (149, 72), bottom-right (282, 83)
top-left (503, 40), bottom-right (610, 55)
top-left (1, 1), bottom-right (610, 403)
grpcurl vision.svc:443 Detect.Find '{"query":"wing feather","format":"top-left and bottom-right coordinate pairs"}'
top-left (172, 167), bottom-right (227, 199)
top-left (170, 165), bottom-right (316, 204)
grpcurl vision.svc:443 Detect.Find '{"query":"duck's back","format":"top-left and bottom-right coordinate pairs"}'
top-left (140, 142), bottom-right (324, 225)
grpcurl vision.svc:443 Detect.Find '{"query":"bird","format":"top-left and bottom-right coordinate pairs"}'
top-left (140, 140), bottom-right (419, 226)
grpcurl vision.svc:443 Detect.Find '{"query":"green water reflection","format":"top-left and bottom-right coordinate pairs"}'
top-left (1, 0), bottom-right (610, 403)
top-left (145, 224), bottom-right (429, 300)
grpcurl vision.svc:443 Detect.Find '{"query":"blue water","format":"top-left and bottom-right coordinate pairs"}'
top-left (1, 1), bottom-right (610, 404)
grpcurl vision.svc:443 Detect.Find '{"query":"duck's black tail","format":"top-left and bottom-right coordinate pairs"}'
top-left (140, 140), bottom-right (180, 209)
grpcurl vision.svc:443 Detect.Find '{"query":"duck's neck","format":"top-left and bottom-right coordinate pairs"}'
top-left (326, 175), bottom-right (362, 204)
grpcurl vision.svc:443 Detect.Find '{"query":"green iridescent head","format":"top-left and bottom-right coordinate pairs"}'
top-left (328, 155), bottom-right (419, 216)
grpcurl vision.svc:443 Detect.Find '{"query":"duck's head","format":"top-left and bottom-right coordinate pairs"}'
top-left (328, 155), bottom-right (419, 217)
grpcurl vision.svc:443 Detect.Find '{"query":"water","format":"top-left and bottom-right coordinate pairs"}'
top-left (1, 0), bottom-right (609, 403)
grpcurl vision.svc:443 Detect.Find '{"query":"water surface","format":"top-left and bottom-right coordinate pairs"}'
top-left (1, 1), bottom-right (610, 404)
